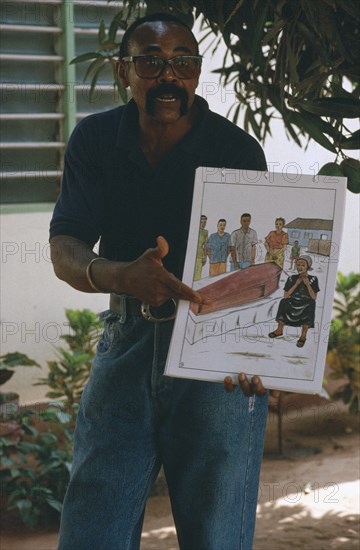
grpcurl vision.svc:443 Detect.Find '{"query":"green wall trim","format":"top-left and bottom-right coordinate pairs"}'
top-left (61, 0), bottom-right (77, 141)
top-left (0, 203), bottom-right (55, 215)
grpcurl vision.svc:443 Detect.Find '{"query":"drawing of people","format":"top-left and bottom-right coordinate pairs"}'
top-left (206, 219), bottom-right (231, 276)
top-left (268, 255), bottom-right (320, 348)
top-left (290, 240), bottom-right (301, 270)
top-left (264, 217), bottom-right (289, 268)
top-left (230, 213), bottom-right (257, 270)
top-left (194, 214), bottom-right (208, 280)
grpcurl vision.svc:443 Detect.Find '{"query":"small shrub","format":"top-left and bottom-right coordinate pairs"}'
top-left (327, 272), bottom-right (360, 414)
top-left (35, 308), bottom-right (102, 406)
top-left (1, 403), bottom-right (76, 528)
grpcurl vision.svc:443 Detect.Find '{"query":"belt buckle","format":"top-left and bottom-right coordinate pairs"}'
top-left (140, 299), bottom-right (177, 322)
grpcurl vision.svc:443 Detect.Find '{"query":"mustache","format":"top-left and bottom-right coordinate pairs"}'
top-left (146, 84), bottom-right (189, 116)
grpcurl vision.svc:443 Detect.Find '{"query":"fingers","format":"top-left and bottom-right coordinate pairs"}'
top-left (224, 373), bottom-right (266, 396)
top-left (166, 274), bottom-right (211, 305)
top-left (141, 236), bottom-right (211, 305)
top-left (224, 372), bottom-right (266, 397)
top-left (238, 373), bottom-right (266, 397)
top-left (225, 373), bottom-right (281, 405)
top-left (150, 235), bottom-right (169, 264)
top-left (224, 376), bottom-right (235, 392)
top-left (269, 389), bottom-right (281, 409)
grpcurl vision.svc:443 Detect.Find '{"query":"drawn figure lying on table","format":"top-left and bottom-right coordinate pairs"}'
top-left (268, 255), bottom-right (320, 348)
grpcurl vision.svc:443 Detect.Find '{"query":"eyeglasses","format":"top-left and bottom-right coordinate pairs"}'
top-left (121, 55), bottom-right (202, 79)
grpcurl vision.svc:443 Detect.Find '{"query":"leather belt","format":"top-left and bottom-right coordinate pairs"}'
top-left (109, 294), bottom-right (177, 322)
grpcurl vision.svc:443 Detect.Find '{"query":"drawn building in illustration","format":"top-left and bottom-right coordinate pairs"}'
top-left (285, 218), bottom-right (333, 256)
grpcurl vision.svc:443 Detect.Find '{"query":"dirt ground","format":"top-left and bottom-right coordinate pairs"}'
top-left (1, 394), bottom-right (359, 550)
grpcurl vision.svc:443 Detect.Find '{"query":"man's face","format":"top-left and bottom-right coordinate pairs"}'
top-left (200, 217), bottom-right (207, 229)
top-left (275, 219), bottom-right (284, 230)
top-left (217, 221), bottom-right (226, 234)
top-left (241, 216), bottom-right (251, 231)
top-left (117, 21), bottom-right (200, 125)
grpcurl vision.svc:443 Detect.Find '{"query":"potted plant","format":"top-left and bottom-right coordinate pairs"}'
top-left (0, 353), bottom-right (40, 441)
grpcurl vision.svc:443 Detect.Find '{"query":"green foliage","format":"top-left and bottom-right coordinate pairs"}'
top-left (327, 273), bottom-right (360, 414)
top-left (35, 309), bottom-right (102, 406)
top-left (74, 0), bottom-right (359, 191)
top-left (0, 352), bottom-right (40, 373)
top-left (196, 0), bottom-right (359, 191)
top-left (0, 403), bottom-right (76, 528)
top-left (0, 353), bottom-right (40, 410)
top-left (0, 353), bottom-right (40, 387)
top-left (1, 309), bottom-right (100, 528)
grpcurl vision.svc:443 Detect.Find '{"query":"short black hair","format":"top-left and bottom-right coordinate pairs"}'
top-left (241, 213), bottom-right (251, 220)
top-left (119, 12), bottom-right (199, 58)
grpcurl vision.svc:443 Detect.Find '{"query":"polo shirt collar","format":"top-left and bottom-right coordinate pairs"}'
top-left (115, 95), bottom-right (211, 153)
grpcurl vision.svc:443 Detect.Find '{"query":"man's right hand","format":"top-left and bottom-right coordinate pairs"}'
top-left (120, 236), bottom-right (206, 306)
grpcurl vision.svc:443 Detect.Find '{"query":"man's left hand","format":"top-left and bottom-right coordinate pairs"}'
top-left (224, 373), bottom-right (280, 408)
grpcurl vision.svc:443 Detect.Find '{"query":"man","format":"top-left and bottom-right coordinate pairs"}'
top-left (194, 214), bottom-right (208, 280)
top-left (50, 13), bottom-right (277, 550)
top-left (230, 212), bottom-right (258, 270)
top-left (290, 239), bottom-right (301, 270)
top-left (206, 218), bottom-right (231, 276)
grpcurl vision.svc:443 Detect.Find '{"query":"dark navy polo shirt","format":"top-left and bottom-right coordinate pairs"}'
top-left (50, 96), bottom-right (266, 278)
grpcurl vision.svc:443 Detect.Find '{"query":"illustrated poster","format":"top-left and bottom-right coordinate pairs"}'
top-left (165, 167), bottom-right (347, 393)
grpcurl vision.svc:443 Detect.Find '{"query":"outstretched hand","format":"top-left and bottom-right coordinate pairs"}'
top-left (122, 236), bottom-right (209, 307)
top-left (224, 373), bottom-right (280, 408)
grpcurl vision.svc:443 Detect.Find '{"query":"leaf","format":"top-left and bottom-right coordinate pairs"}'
top-left (0, 353), bottom-right (40, 369)
top-left (246, 107), bottom-right (262, 140)
top-left (46, 497), bottom-right (63, 512)
top-left (109, 17), bottom-right (120, 43)
top-left (89, 62), bottom-right (109, 100)
top-left (98, 19), bottom-right (106, 45)
top-left (70, 52), bottom-right (103, 65)
top-left (281, 115), bottom-right (303, 147)
top-left (251, 1), bottom-right (271, 67)
top-left (229, 101), bottom-right (241, 125)
top-left (83, 57), bottom-right (107, 85)
top-left (296, 97), bottom-right (360, 119)
top-left (224, 0), bottom-right (247, 28)
top-left (340, 129), bottom-right (360, 150)
top-left (335, 0), bottom-right (360, 21)
top-left (289, 111), bottom-right (337, 153)
top-left (98, 41), bottom-right (120, 52)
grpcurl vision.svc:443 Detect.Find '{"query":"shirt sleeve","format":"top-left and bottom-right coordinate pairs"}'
top-left (265, 231), bottom-right (272, 244)
top-left (310, 276), bottom-right (320, 293)
top-left (49, 119), bottom-right (105, 247)
top-left (284, 276), bottom-right (294, 291)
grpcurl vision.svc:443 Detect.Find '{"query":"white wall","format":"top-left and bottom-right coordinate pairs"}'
top-left (1, 209), bottom-right (107, 403)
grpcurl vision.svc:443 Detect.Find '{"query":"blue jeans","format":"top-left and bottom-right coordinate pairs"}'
top-left (58, 311), bottom-right (268, 550)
